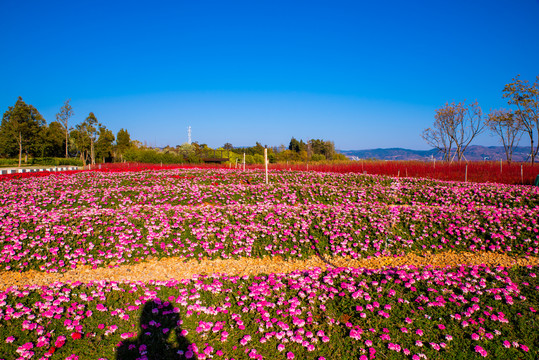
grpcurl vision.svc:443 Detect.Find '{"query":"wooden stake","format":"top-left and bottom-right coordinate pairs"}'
top-left (264, 147), bottom-right (268, 185)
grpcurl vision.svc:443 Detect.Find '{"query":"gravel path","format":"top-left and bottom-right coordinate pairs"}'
top-left (1, 251), bottom-right (538, 290)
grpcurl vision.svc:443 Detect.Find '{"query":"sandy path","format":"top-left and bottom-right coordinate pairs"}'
top-left (1, 251), bottom-right (538, 290)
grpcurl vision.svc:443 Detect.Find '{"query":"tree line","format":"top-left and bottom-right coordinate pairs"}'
top-left (0, 98), bottom-right (132, 166)
top-left (0, 97), bottom-right (347, 166)
top-left (422, 74), bottom-right (539, 164)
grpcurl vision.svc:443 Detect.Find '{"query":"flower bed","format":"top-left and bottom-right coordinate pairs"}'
top-left (1, 265), bottom-right (538, 359)
top-left (1, 168), bottom-right (538, 359)
top-left (0, 170), bottom-right (537, 273)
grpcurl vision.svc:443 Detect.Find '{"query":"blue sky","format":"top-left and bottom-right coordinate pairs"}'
top-left (1, 0), bottom-right (538, 150)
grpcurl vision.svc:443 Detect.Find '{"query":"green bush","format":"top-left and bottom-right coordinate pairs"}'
top-left (0, 157), bottom-right (83, 167)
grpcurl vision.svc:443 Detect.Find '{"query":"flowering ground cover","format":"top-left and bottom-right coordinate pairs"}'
top-left (264, 161), bottom-right (539, 185)
top-left (0, 170), bottom-right (538, 273)
top-left (0, 265), bottom-right (538, 359)
top-left (1, 169), bottom-right (538, 359)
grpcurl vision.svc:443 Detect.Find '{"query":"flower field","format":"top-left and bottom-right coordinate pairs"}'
top-left (1, 169), bottom-right (538, 359)
top-left (265, 161), bottom-right (539, 186)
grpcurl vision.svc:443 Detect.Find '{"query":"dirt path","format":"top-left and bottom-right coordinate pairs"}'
top-left (1, 251), bottom-right (538, 290)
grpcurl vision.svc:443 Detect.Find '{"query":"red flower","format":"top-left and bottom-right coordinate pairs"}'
top-left (71, 332), bottom-right (82, 340)
top-left (46, 346), bottom-right (56, 355)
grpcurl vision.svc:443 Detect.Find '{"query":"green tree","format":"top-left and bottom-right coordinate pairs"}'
top-left (253, 142), bottom-right (265, 155)
top-left (40, 121), bottom-right (65, 157)
top-left (0, 97), bottom-right (46, 166)
top-left (70, 128), bottom-right (90, 164)
top-left (84, 113), bottom-right (100, 165)
top-left (502, 75), bottom-right (539, 164)
top-left (289, 137), bottom-right (301, 152)
top-left (55, 99), bottom-right (74, 158)
top-left (72, 112), bottom-right (100, 165)
top-left (223, 142), bottom-right (233, 150)
top-left (116, 128), bottom-right (132, 161)
top-left (96, 126), bottom-right (115, 163)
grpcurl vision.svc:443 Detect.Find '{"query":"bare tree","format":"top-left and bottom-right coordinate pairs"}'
top-left (485, 109), bottom-right (523, 162)
top-left (502, 75), bottom-right (539, 164)
top-left (421, 119), bottom-right (454, 161)
top-left (56, 99), bottom-right (74, 158)
top-left (426, 101), bottom-right (484, 162)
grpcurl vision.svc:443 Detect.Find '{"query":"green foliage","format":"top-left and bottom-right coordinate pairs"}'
top-left (0, 157), bottom-right (83, 167)
top-left (95, 126), bottom-right (115, 162)
top-left (123, 148), bottom-right (194, 164)
top-left (502, 74), bottom-right (539, 164)
top-left (116, 128), bottom-right (132, 157)
top-left (311, 153), bottom-right (326, 161)
top-left (289, 137), bottom-right (301, 152)
top-left (72, 112), bottom-right (101, 165)
top-left (0, 97), bottom-right (46, 164)
top-left (55, 99), bottom-right (74, 158)
top-left (39, 121), bottom-right (65, 158)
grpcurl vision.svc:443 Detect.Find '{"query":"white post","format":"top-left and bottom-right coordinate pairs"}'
top-left (264, 147), bottom-right (268, 185)
top-left (500, 159), bottom-right (502, 174)
top-left (243, 153), bottom-right (245, 171)
top-left (465, 164), bottom-right (468, 183)
top-left (521, 164), bottom-right (524, 184)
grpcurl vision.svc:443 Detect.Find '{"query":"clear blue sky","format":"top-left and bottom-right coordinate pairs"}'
top-left (1, 0), bottom-right (538, 150)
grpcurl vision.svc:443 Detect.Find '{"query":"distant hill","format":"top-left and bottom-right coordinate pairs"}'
top-left (339, 146), bottom-right (532, 162)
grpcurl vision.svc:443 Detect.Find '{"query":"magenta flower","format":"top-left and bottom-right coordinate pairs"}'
top-left (474, 345), bottom-right (487, 357)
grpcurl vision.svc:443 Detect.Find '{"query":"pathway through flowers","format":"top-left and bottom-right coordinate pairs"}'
top-left (2, 251), bottom-right (538, 290)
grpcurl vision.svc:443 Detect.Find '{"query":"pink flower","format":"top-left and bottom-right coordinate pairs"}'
top-left (365, 340), bottom-right (373, 347)
top-left (5, 336), bottom-right (15, 343)
top-left (474, 345), bottom-right (487, 357)
top-left (503, 341), bottom-right (511, 348)
top-left (54, 336), bottom-right (66, 348)
top-left (277, 344), bottom-right (285, 352)
top-left (286, 351), bottom-right (295, 359)
top-left (322, 336), bottom-right (330, 343)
